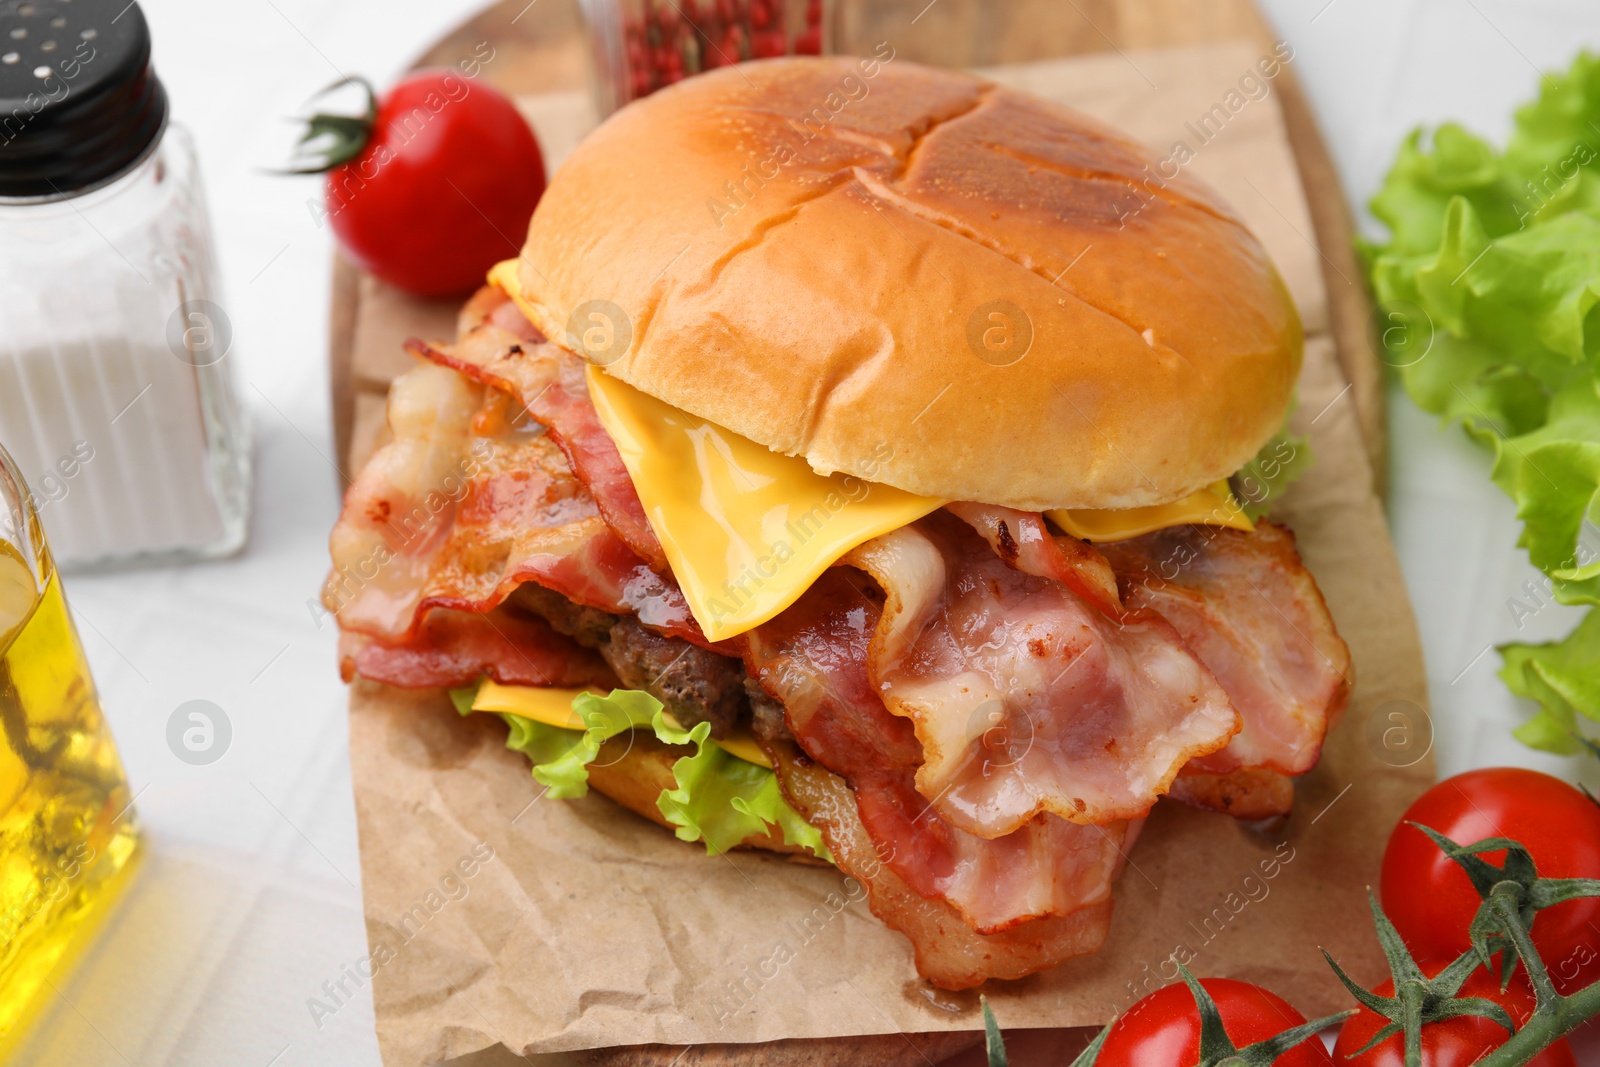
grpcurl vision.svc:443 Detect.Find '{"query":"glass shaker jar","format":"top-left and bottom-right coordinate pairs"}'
top-left (0, 442), bottom-right (139, 1056)
top-left (581, 0), bottom-right (834, 117)
top-left (0, 0), bottom-right (250, 570)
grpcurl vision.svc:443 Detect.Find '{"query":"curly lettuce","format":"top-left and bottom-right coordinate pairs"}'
top-left (1233, 426), bottom-right (1312, 521)
top-left (649, 710), bottom-right (830, 860)
top-left (451, 683), bottom-right (829, 859)
top-left (1501, 609), bottom-right (1600, 753)
top-left (1365, 51), bottom-right (1600, 751)
top-left (1485, 377), bottom-right (1600, 607)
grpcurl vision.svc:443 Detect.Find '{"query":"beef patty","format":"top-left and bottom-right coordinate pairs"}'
top-left (510, 584), bottom-right (749, 738)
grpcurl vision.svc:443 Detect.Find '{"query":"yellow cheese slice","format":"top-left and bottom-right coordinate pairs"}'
top-left (1046, 480), bottom-right (1253, 542)
top-left (471, 679), bottom-right (607, 729)
top-left (471, 680), bottom-right (772, 769)
top-left (584, 365), bottom-right (944, 641)
top-left (710, 732), bottom-right (773, 769)
top-left (488, 259), bottom-right (541, 324)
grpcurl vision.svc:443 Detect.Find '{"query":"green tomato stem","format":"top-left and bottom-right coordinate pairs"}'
top-left (1475, 977), bottom-right (1600, 1067)
top-left (1398, 980), bottom-right (1425, 1067)
top-left (1473, 892), bottom-right (1600, 1066)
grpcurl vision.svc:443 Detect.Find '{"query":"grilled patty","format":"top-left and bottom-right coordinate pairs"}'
top-left (510, 584), bottom-right (749, 738)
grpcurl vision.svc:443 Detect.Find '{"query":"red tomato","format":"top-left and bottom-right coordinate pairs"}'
top-left (1381, 769), bottom-right (1600, 995)
top-left (1333, 959), bottom-right (1575, 1066)
top-left (324, 70), bottom-right (546, 297)
top-left (1097, 978), bottom-right (1332, 1066)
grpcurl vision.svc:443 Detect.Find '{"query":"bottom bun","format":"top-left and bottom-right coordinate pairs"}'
top-left (587, 730), bottom-right (828, 862)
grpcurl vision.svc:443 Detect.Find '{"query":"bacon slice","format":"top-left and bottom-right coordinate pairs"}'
top-left (324, 300), bottom-right (721, 697)
top-left (404, 324), bottom-right (667, 572)
top-left (767, 739), bottom-right (1119, 991)
top-left (948, 502), bottom-right (1121, 615)
top-left (324, 343), bottom-right (713, 653)
top-left (1167, 768), bottom-right (1296, 820)
top-left (338, 606), bottom-right (614, 690)
top-left (325, 362), bottom-right (488, 640)
top-left (404, 433), bottom-right (708, 646)
top-left (745, 570), bottom-right (1135, 937)
top-left (844, 511), bottom-right (1238, 838)
top-left (1098, 523), bottom-right (1352, 816)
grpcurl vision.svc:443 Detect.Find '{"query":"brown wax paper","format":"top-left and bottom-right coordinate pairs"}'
top-left (342, 41), bottom-right (1434, 1066)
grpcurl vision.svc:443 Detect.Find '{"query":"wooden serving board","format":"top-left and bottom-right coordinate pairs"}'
top-left (327, 4), bottom-right (1387, 1066)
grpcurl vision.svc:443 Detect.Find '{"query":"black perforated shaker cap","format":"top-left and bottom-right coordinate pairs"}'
top-left (0, 0), bottom-right (167, 198)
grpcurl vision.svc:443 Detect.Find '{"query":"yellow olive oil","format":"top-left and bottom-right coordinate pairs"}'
top-left (0, 541), bottom-right (139, 1055)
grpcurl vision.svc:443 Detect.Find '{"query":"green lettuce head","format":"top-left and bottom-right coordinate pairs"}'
top-left (1365, 50), bottom-right (1600, 752)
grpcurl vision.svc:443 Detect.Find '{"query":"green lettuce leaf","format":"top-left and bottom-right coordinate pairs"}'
top-left (651, 711), bottom-right (830, 859)
top-left (1367, 51), bottom-right (1600, 751)
top-left (450, 682), bottom-right (830, 859)
top-left (1364, 124), bottom-right (1523, 261)
top-left (1233, 427), bottom-right (1312, 521)
top-left (1485, 377), bottom-right (1600, 606)
top-left (1500, 608), bottom-right (1600, 753)
top-left (1364, 52), bottom-right (1600, 267)
top-left (450, 683), bottom-right (660, 798)
top-left (512, 689), bottom-right (660, 799)
top-left (1504, 51), bottom-right (1600, 221)
top-left (1394, 330), bottom-right (1549, 438)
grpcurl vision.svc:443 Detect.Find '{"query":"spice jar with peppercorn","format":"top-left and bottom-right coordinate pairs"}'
top-left (582, 0), bottom-right (832, 116)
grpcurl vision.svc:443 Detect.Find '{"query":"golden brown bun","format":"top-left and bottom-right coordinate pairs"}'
top-left (514, 57), bottom-right (1301, 510)
top-left (587, 730), bottom-right (823, 860)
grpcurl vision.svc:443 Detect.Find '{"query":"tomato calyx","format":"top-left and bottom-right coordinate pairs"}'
top-left (280, 76), bottom-right (380, 174)
top-left (980, 966), bottom-right (1352, 1067)
top-left (1324, 889), bottom-right (1516, 1064)
top-left (1412, 822), bottom-right (1600, 984)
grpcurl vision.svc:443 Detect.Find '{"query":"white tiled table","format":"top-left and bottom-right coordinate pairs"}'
top-left (12, 1), bottom-right (1598, 1063)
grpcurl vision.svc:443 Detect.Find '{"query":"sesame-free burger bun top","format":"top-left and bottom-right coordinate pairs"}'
top-left (511, 56), bottom-right (1301, 510)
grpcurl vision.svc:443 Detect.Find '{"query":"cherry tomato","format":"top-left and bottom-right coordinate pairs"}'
top-left (325, 70), bottom-right (546, 297)
top-left (1382, 769), bottom-right (1600, 995)
top-left (1096, 978), bottom-right (1332, 1066)
top-left (1333, 958), bottom-right (1575, 1066)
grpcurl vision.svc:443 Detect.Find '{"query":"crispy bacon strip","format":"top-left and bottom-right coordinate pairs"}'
top-left (407, 433), bottom-right (708, 646)
top-left (1167, 768), bottom-right (1296, 820)
top-left (949, 502), bottom-right (1121, 615)
top-left (768, 740), bottom-right (1120, 990)
top-left (324, 348), bottom-right (713, 653)
top-left (745, 570), bottom-right (1135, 937)
top-left (1097, 523), bottom-right (1351, 818)
top-left (325, 362), bottom-right (487, 639)
top-left (404, 326), bottom-right (668, 572)
top-left (845, 510), bottom-right (1238, 837)
top-left (338, 606), bottom-right (614, 690)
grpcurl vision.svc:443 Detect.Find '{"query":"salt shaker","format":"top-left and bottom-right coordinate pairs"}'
top-left (0, 0), bottom-right (250, 569)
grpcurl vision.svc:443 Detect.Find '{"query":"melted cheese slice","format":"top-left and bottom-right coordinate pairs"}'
top-left (1046, 481), bottom-right (1253, 542)
top-left (584, 365), bottom-right (944, 641)
top-left (471, 679), bottom-right (606, 729)
top-left (489, 259), bottom-right (542, 325)
top-left (471, 679), bottom-right (772, 768)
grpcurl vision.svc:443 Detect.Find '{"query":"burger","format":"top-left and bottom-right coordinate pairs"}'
top-left (324, 56), bottom-right (1351, 991)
